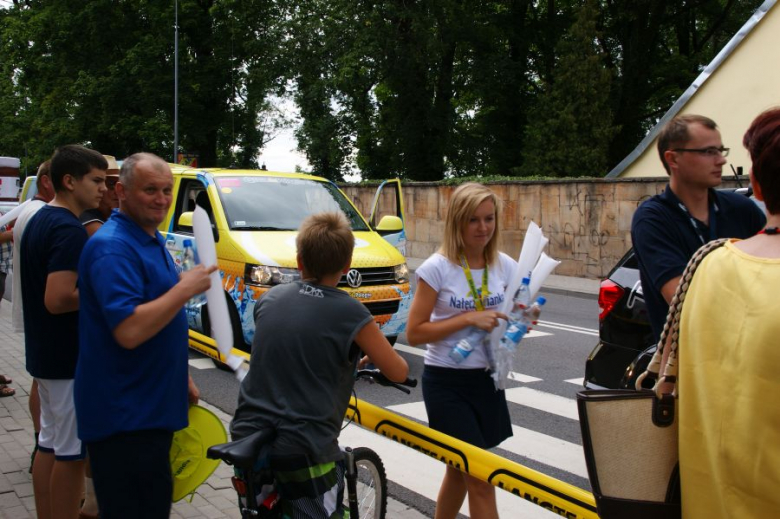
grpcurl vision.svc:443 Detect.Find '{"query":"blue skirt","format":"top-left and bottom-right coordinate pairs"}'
top-left (422, 365), bottom-right (512, 449)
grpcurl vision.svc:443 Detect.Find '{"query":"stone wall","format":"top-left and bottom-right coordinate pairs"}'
top-left (341, 178), bottom-right (744, 279)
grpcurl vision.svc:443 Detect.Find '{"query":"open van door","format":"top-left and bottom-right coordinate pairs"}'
top-left (368, 178), bottom-right (406, 256)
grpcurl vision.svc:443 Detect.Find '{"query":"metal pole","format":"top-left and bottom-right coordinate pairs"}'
top-left (173, 0), bottom-right (179, 164)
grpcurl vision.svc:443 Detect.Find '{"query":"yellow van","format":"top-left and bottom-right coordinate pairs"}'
top-left (159, 166), bottom-right (411, 365)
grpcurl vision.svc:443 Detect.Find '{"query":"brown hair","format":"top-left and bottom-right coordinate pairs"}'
top-left (743, 107), bottom-right (780, 214)
top-left (35, 160), bottom-right (51, 191)
top-left (657, 114), bottom-right (718, 175)
top-left (296, 212), bottom-right (354, 281)
top-left (50, 145), bottom-right (108, 191)
top-left (440, 182), bottom-right (502, 266)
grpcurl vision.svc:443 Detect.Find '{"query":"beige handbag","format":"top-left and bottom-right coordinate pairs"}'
top-left (576, 238), bottom-right (727, 519)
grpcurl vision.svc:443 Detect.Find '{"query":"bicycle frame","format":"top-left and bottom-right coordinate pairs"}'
top-left (220, 442), bottom-right (380, 519)
top-left (343, 447), bottom-right (360, 518)
top-left (345, 396), bottom-right (599, 519)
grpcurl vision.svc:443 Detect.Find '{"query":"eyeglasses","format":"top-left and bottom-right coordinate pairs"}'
top-left (106, 178), bottom-right (119, 189)
top-left (671, 146), bottom-right (730, 158)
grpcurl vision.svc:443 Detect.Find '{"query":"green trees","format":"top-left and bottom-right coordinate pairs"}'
top-left (0, 0), bottom-right (765, 179)
top-left (523, 0), bottom-right (617, 177)
top-left (0, 0), bottom-right (281, 171)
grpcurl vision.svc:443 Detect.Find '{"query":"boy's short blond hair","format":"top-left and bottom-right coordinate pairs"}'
top-left (296, 212), bottom-right (354, 281)
top-left (440, 182), bottom-right (502, 266)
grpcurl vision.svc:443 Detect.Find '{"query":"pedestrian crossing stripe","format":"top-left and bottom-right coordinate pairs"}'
top-left (188, 358), bottom-right (215, 370)
top-left (504, 387), bottom-right (578, 420)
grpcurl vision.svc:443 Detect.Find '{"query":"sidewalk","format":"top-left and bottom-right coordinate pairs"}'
top-left (0, 302), bottom-right (426, 519)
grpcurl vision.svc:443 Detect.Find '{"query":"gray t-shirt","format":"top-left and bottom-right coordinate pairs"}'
top-left (230, 280), bottom-right (373, 464)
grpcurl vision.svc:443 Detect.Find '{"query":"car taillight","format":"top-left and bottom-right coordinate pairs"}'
top-left (598, 280), bottom-right (624, 321)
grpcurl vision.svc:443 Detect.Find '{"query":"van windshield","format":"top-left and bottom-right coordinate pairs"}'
top-left (215, 176), bottom-right (369, 232)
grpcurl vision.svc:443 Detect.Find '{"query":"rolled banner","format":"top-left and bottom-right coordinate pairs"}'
top-left (529, 253), bottom-right (561, 299)
top-left (489, 222), bottom-right (543, 355)
top-left (488, 224), bottom-right (560, 388)
top-left (0, 200), bottom-right (30, 228)
top-left (508, 222), bottom-right (543, 306)
top-left (494, 221), bottom-right (545, 328)
top-left (539, 235), bottom-right (549, 253)
top-left (192, 207), bottom-right (245, 376)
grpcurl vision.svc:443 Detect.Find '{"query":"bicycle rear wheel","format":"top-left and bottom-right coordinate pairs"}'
top-left (344, 447), bottom-right (387, 519)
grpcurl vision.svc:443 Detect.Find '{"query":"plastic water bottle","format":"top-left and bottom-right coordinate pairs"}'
top-left (509, 278), bottom-right (532, 320)
top-left (182, 239), bottom-right (207, 306)
top-left (500, 278), bottom-right (533, 352)
top-left (525, 296), bottom-right (547, 326)
top-left (501, 295), bottom-right (546, 351)
top-left (449, 327), bottom-right (487, 364)
top-left (182, 239), bottom-right (198, 270)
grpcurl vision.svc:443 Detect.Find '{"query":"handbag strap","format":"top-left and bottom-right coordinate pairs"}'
top-left (635, 238), bottom-right (729, 396)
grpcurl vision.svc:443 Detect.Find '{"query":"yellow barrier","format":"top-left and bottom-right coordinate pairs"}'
top-left (346, 396), bottom-right (599, 519)
top-left (188, 330), bottom-right (250, 363)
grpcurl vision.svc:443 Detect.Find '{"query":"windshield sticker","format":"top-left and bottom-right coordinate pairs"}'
top-left (216, 177), bottom-right (241, 188)
top-left (241, 176), bottom-right (310, 186)
top-left (234, 221), bottom-right (246, 226)
top-left (221, 187), bottom-right (233, 194)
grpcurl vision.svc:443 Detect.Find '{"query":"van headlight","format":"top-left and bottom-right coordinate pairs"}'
top-left (394, 263), bottom-right (409, 283)
top-left (245, 264), bottom-right (301, 286)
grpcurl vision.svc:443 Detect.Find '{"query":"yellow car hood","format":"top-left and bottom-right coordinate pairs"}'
top-left (230, 230), bottom-right (405, 268)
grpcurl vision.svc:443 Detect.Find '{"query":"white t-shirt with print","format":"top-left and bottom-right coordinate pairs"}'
top-left (415, 252), bottom-right (517, 369)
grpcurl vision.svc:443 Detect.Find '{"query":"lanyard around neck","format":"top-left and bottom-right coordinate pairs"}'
top-left (675, 197), bottom-right (718, 246)
top-left (661, 188), bottom-right (719, 246)
top-left (460, 254), bottom-right (489, 312)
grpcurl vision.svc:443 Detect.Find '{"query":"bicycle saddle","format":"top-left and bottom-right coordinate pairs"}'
top-left (206, 429), bottom-right (275, 469)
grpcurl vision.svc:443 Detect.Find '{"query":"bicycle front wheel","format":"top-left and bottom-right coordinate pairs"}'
top-left (344, 447), bottom-right (387, 519)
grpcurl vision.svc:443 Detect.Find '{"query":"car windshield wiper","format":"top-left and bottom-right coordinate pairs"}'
top-left (231, 225), bottom-right (295, 231)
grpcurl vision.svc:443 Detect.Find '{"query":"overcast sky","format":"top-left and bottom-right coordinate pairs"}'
top-left (257, 127), bottom-right (311, 173)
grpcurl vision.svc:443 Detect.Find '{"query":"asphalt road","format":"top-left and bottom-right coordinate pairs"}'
top-left (188, 288), bottom-right (599, 518)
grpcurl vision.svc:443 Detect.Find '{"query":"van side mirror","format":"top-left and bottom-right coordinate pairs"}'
top-left (177, 211), bottom-right (219, 243)
top-left (375, 215), bottom-right (403, 235)
top-left (178, 211), bottom-right (194, 228)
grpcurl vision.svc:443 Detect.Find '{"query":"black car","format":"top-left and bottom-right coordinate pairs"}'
top-left (583, 186), bottom-right (764, 390)
top-left (583, 249), bottom-right (655, 390)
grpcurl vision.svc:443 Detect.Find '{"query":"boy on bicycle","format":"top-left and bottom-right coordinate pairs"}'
top-left (230, 211), bottom-right (409, 518)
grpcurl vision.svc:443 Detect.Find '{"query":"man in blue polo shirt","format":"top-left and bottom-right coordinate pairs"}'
top-left (75, 153), bottom-right (216, 519)
top-left (631, 114), bottom-right (766, 342)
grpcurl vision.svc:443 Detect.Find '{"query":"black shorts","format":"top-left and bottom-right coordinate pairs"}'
top-left (422, 365), bottom-right (512, 449)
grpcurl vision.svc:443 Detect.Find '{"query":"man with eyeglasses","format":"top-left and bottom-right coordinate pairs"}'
top-left (631, 114), bottom-right (766, 343)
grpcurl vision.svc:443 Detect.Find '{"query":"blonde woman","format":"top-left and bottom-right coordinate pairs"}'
top-left (407, 182), bottom-right (515, 519)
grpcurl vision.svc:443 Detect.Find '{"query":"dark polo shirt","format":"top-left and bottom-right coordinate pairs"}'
top-left (631, 185), bottom-right (765, 341)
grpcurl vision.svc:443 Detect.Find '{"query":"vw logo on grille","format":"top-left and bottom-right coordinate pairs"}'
top-left (346, 269), bottom-right (363, 288)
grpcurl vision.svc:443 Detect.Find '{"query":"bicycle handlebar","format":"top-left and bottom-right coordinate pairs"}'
top-left (355, 369), bottom-right (418, 394)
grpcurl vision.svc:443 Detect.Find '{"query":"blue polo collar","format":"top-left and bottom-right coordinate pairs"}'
top-left (110, 211), bottom-right (166, 247)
